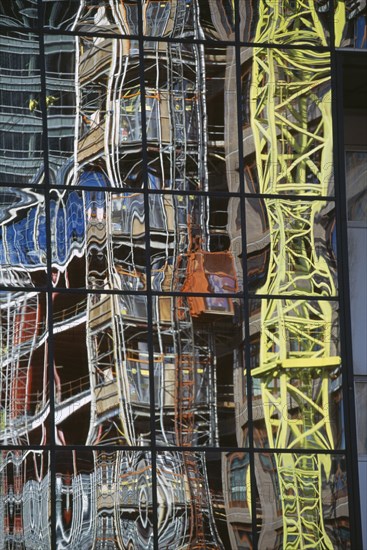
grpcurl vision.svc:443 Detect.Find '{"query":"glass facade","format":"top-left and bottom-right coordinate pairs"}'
top-left (0, 1), bottom-right (365, 548)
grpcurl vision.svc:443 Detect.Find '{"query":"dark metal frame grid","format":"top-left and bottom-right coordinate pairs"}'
top-left (0, 0), bottom-right (362, 548)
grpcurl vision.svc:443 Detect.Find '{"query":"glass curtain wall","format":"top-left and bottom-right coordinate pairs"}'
top-left (0, 1), bottom-right (364, 548)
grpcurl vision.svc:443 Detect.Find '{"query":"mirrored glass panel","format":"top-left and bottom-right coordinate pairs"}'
top-left (0, 1), bottom-right (40, 28)
top-left (239, 1), bottom-right (332, 46)
top-left (50, 189), bottom-right (147, 290)
top-left (143, 42), bottom-right (239, 192)
top-left (45, 35), bottom-right (142, 187)
top-left (355, 380), bottom-right (367, 456)
top-left (142, 0), bottom-right (235, 41)
top-left (55, 450), bottom-right (153, 549)
top-left (0, 450), bottom-right (50, 549)
top-left (152, 296), bottom-right (244, 446)
top-left (255, 452), bottom-right (350, 550)
top-left (246, 198), bottom-right (338, 296)
top-left (150, 194), bottom-right (242, 293)
top-left (0, 188), bottom-right (47, 288)
top-left (346, 150), bottom-right (367, 223)
top-left (243, 298), bottom-right (343, 450)
top-left (336, 1), bottom-right (367, 49)
top-left (241, 45), bottom-right (335, 197)
top-left (156, 451), bottom-right (251, 548)
top-left (53, 292), bottom-right (150, 445)
top-left (0, 291), bottom-right (49, 445)
top-left (43, 0), bottom-right (141, 34)
top-left (0, 32), bottom-right (43, 185)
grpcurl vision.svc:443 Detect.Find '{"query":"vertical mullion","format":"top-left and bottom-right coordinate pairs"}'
top-left (136, 4), bottom-right (159, 549)
top-left (234, 1), bottom-right (258, 547)
top-left (37, 1), bottom-right (56, 548)
top-left (331, 46), bottom-right (363, 549)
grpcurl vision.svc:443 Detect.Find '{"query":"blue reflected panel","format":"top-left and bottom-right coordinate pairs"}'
top-left (0, 188), bottom-right (47, 288)
top-left (0, 291), bottom-right (49, 445)
top-left (49, 190), bottom-right (147, 290)
top-left (0, 451), bottom-right (50, 548)
top-left (55, 450), bottom-right (153, 549)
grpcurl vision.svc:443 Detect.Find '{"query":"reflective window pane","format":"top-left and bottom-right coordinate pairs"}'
top-left (0, 188), bottom-right (47, 287)
top-left (43, 0), bottom-right (141, 34)
top-left (255, 452), bottom-right (350, 549)
top-left (156, 451), bottom-right (250, 548)
top-left (143, 0), bottom-right (235, 41)
top-left (0, 451), bottom-right (50, 548)
top-left (246, 198), bottom-right (338, 295)
top-left (244, 299), bottom-right (343, 450)
top-left (241, 46), bottom-right (335, 197)
top-left (0, 1), bottom-right (39, 28)
top-left (150, 194), bottom-right (242, 293)
top-left (50, 190), bottom-right (147, 290)
top-left (45, 35), bottom-right (142, 187)
top-left (239, 1), bottom-right (332, 46)
top-left (53, 293), bottom-right (151, 445)
top-left (55, 450), bottom-right (153, 548)
top-left (0, 292), bottom-right (49, 445)
top-left (153, 297), bottom-right (244, 446)
top-left (0, 32), bottom-right (43, 185)
top-left (336, 3), bottom-right (367, 49)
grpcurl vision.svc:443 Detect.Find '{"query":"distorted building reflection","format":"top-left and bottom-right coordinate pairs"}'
top-left (0, 0), bottom-right (364, 548)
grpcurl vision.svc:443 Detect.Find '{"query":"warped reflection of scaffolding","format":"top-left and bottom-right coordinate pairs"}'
top-left (250, 1), bottom-right (346, 548)
top-left (0, 0), bottom-right (360, 547)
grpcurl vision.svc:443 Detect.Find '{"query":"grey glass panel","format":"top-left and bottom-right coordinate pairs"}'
top-left (53, 293), bottom-right (150, 445)
top-left (0, 292), bottom-right (49, 445)
top-left (42, 0), bottom-right (235, 41)
top-left (255, 452), bottom-right (350, 550)
top-left (246, 198), bottom-right (338, 296)
top-left (143, 42), bottom-right (239, 192)
top-left (243, 299), bottom-right (344, 450)
top-left (55, 450), bottom-right (153, 549)
top-left (156, 451), bottom-right (251, 549)
top-left (150, 194), bottom-right (242, 293)
top-left (142, 0), bottom-right (235, 41)
top-left (355, 380), bottom-right (367, 456)
top-left (0, 450), bottom-right (50, 549)
top-left (0, 32), bottom-right (43, 185)
top-left (346, 150), bottom-right (367, 223)
top-left (152, 297), bottom-right (244, 446)
top-left (43, 0), bottom-right (141, 34)
top-left (0, 1), bottom-right (40, 28)
top-left (50, 190), bottom-right (146, 290)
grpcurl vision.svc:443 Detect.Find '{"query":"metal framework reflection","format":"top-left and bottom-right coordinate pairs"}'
top-left (0, 0), bottom-right (364, 548)
top-left (249, 1), bottom-right (345, 548)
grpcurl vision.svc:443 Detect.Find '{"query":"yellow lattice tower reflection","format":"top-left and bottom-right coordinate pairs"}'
top-left (249, 1), bottom-right (346, 548)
